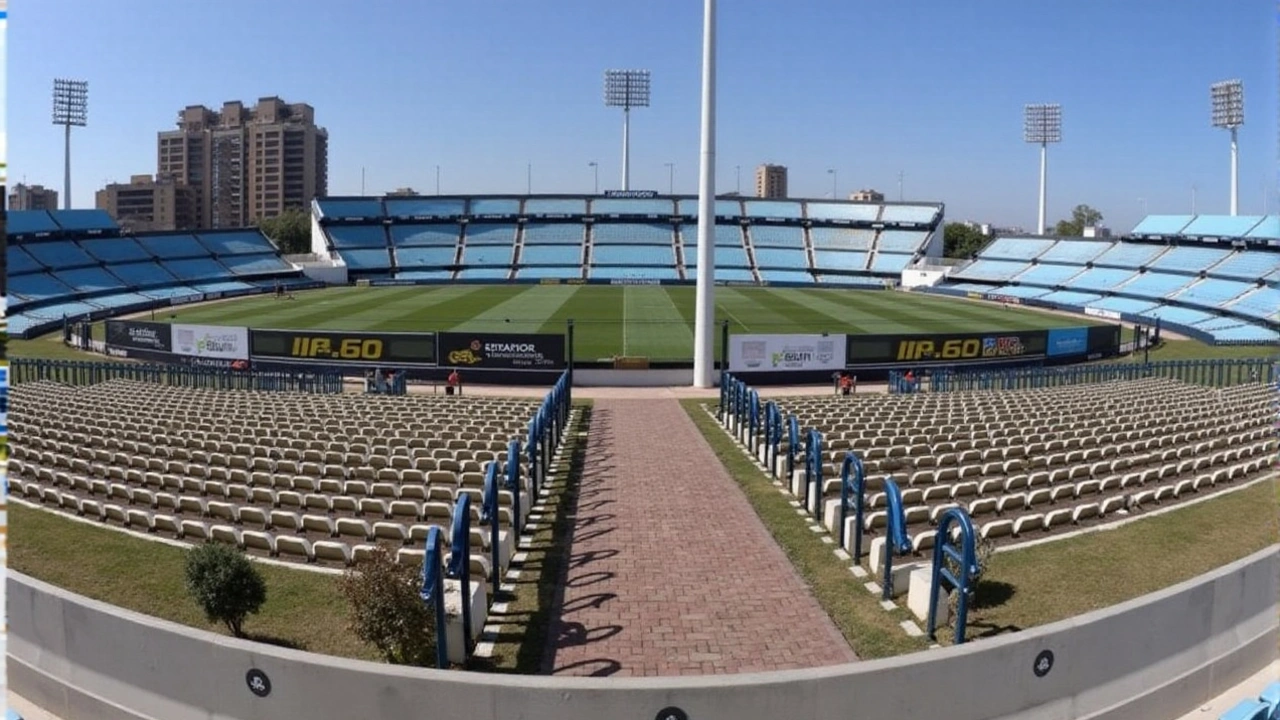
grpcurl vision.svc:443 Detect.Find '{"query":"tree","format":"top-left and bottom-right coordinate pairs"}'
top-left (256, 207), bottom-right (312, 255)
top-left (338, 545), bottom-right (438, 666)
top-left (184, 542), bottom-right (267, 638)
top-left (943, 223), bottom-right (990, 259)
top-left (1052, 204), bottom-right (1104, 237)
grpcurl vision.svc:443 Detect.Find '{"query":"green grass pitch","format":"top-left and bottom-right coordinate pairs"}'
top-left (144, 285), bottom-right (1098, 362)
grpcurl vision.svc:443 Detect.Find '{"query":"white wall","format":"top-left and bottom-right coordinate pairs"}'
top-left (901, 268), bottom-right (948, 288)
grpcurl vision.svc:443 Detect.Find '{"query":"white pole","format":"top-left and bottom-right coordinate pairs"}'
top-left (64, 123), bottom-right (72, 210)
top-left (692, 0), bottom-right (717, 389)
top-left (622, 107), bottom-right (631, 191)
top-left (1037, 142), bottom-right (1047, 235)
top-left (1229, 128), bottom-right (1238, 216)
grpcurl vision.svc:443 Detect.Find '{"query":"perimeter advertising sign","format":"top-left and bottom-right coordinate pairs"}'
top-left (847, 330), bottom-right (1048, 365)
top-left (438, 333), bottom-right (565, 370)
top-left (172, 324), bottom-right (249, 361)
top-left (105, 320), bottom-right (172, 359)
top-left (728, 334), bottom-right (848, 373)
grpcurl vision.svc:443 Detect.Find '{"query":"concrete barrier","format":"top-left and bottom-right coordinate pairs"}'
top-left (9, 545), bottom-right (1279, 720)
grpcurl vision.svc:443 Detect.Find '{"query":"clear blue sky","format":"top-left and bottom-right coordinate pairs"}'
top-left (8, 0), bottom-right (1277, 233)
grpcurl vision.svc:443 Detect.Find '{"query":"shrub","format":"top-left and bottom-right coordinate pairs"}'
top-left (338, 545), bottom-right (437, 666)
top-left (183, 542), bottom-right (267, 638)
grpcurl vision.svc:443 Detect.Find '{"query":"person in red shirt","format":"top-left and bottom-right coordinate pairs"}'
top-left (446, 369), bottom-right (461, 396)
top-left (839, 372), bottom-right (854, 396)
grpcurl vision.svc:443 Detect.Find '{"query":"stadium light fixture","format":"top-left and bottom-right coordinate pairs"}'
top-left (692, 0), bottom-right (717, 388)
top-left (1210, 79), bottom-right (1244, 216)
top-left (1024, 103), bottom-right (1061, 235)
top-left (604, 69), bottom-right (651, 191)
top-left (52, 78), bottom-right (89, 210)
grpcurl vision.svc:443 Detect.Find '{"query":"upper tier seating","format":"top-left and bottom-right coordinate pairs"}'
top-left (1013, 263), bottom-right (1081, 286)
top-left (591, 223), bottom-right (672, 244)
top-left (1131, 215), bottom-right (1194, 236)
top-left (327, 226), bottom-right (388, 249)
top-left (1034, 239), bottom-right (1111, 264)
top-left (163, 258), bottom-right (236, 283)
top-left (753, 247), bottom-right (808, 268)
top-left (383, 197), bottom-right (467, 218)
top-left (137, 234), bottom-right (219, 259)
top-left (1115, 272), bottom-right (1194, 298)
top-left (810, 227), bottom-right (875, 250)
top-left (1180, 215), bottom-right (1266, 238)
top-left (522, 223), bottom-right (584, 245)
top-left (878, 204), bottom-right (940, 224)
top-left (805, 202), bottom-right (880, 222)
top-left (8, 246), bottom-right (45, 274)
top-left (870, 253), bottom-right (915, 274)
top-left (469, 198), bottom-right (522, 215)
top-left (741, 200), bottom-right (804, 219)
top-left (684, 244), bottom-right (749, 267)
top-left (1207, 251), bottom-right (1280, 281)
top-left (79, 237), bottom-right (154, 263)
top-left (523, 198), bottom-right (587, 215)
top-left (22, 241), bottom-right (98, 270)
top-left (1092, 243), bottom-right (1167, 268)
top-left (749, 225), bottom-right (805, 247)
top-left (813, 250), bottom-right (868, 271)
top-left (677, 199), bottom-right (743, 217)
top-left (316, 198), bottom-right (385, 219)
top-left (196, 231), bottom-right (279, 256)
top-left (465, 224), bottom-right (519, 245)
top-left (591, 245), bottom-right (674, 266)
top-left (1145, 245), bottom-right (1232, 274)
top-left (589, 198), bottom-right (675, 216)
top-left (978, 237), bottom-right (1055, 261)
top-left (876, 230), bottom-right (929, 253)
top-left (390, 225), bottom-right (461, 246)
top-left (1172, 279), bottom-right (1257, 308)
top-left (680, 224), bottom-right (744, 247)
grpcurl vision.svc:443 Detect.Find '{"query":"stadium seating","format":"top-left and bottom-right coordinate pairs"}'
top-left (749, 225), bottom-right (806, 247)
top-left (383, 197), bottom-right (467, 218)
top-left (1131, 215), bottom-right (1194, 236)
top-left (1145, 245), bottom-right (1232, 274)
top-left (810, 227), bottom-right (875, 250)
top-left (338, 249), bottom-right (393, 271)
top-left (10, 273), bottom-right (76, 303)
top-left (466, 224), bottom-right (519, 245)
top-left (759, 269), bottom-right (814, 284)
top-left (742, 200), bottom-right (804, 219)
top-left (1011, 263), bottom-right (1081, 286)
top-left (395, 270), bottom-right (454, 281)
top-left (163, 258), bottom-right (236, 283)
top-left (591, 223), bottom-right (672, 244)
top-left (876, 230), bottom-right (929, 253)
top-left (396, 246), bottom-right (457, 268)
top-left (520, 245), bottom-right (582, 266)
top-left (79, 237), bottom-right (154, 263)
top-left (515, 266), bottom-right (580, 280)
top-left (685, 244), bottom-right (750, 268)
top-left (1145, 305), bottom-right (1217, 326)
top-left (1085, 296), bottom-right (1160, 316)
top-left (53, 267), bottom-right (126, 294)
top-left (523, 198), bottom-right (587, 215)
top-left (459, 246), bottom-right (514, 266)
top-left (1033, 239), bottom-right (1111, 264)
top-left (316, 198), bottom-right (385, 219)
top-left (1172, 279), bottom-right (1256, 308)
top-left (752, 247), bottom-right (808, 269)
top-left (105, 261), bottom-right (179, 288)
top-left (1113, 271), bottom-right (1194, 298)
top-left (469, 198), bottom-right (522, 216)
top-left (806, 202), bottom-right (881, 222)
top-left (1066, 268), bottom-right (1137, 292)
top-left (975, 237), bottom-right (1055, 261)
top-left (8, 245), bottom-right (45, 274)
top-left (870, 253), bottom-right (915, 274)
top-left (813, 250), bottom-right (869, 272)
top-left (879, 204), bottom-right (940, 225)
top-left (522, 223), bottom-right (585, 244)
top-left (677, 199), bottom-right (743, 217)
top-left (591, 245), bottom-right (675, 266)
top-left (681, 223), bottom-right (744, 247)
top-left (390, 224), bottom-right (462, 246)
top-left (23, 241), bottom-right (98, 270)
top-left (589, 197), bottom-right (675, 216)
top-left (1179, 215), bottom-right (1266, 238)
top-left (1244, 216), bottom-right (1280, 241)
top-left (196, 231), bottom-right (280, 256)
top-left (1092, 242), bottom-right (1168, 268)
top-left (1227, 287), bottom-right (1280, 321)
top-left (456, 268), bottom-right (511, 280)
top-left (219, 254), bottom-right (295, 276)
top-left (1207, 251), bottom-right (1280, 281)
top-left (137, 234), bottom-right (221, 260)
top-left (1035, 290), bottom-right (1105, 306)
top-left (952, 259), bottom-right (1031, 282)
top-left (972, 284), bottom-right (1049, 299)
top-left (589, 266), bottom-right (681, 280)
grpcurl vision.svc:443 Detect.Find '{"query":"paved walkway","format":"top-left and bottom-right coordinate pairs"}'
top-left (542, 398), bottom-right (856, 677)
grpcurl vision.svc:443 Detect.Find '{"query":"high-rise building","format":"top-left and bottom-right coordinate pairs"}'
top-left (8, 183), bottom-right (58, 211)
top-left (754, 164), bottom-right (788, 198)
top-left (849, 189), bottom-right (885, 203)
top-left (157, 97), bottom-right (328, 229)
top-left (95, 174), bottom-right (198, 232)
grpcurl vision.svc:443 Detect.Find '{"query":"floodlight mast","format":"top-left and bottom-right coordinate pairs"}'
top-left (1210, 80), bottom-right (1244, 216)
top-left (1023, 103), bottom-right (1061, 235)
top-left (692, 0), bottom-right (717, 388)
top-left (52, 78), bottom-right (89, 210)
top-left (604, 69), bottom-right (651, 191)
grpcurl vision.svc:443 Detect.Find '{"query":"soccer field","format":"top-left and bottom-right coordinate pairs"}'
top-left (148, 285), bottom-right (1099, 362)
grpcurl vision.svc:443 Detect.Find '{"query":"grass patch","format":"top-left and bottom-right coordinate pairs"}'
top-left (959, 478), bottom-right (1280, 642)
top-left (468, 401), bottom-right (593, 673)
top-left (680, 398), bottom-right (929, 659)
top-left (9, 503), bottom-right (378, 660)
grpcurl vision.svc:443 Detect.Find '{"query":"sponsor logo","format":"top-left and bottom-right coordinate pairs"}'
top-left (289, 336), bottom-right (386, 360)
top-left (896, 336), bottom-right (1026, 361)
top-left (602, 190), bottom-right (658, 198)
top-left (609, 278), bottom-right (662, 286)
top-left (106, 347), bottom-right (129, 358)
top-left (740, 340), bottom-right (767, 369)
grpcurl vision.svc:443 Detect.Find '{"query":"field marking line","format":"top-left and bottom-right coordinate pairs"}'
top-left (720, 300), bottom-right (750, 332)
top-left (622, 285), bottom-right (629, 356)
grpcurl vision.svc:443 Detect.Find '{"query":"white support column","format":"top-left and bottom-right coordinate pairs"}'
top-left (1229, 128), bottom-right (1239, 216)
top-left (692, 0), bottom-right (718, 388)
top-left (622, 107), bottom-right (631, 192)
top-left (1037, 142), bottom-right (1047, 235)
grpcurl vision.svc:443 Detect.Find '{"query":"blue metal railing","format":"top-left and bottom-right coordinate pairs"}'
top-left (880, 477), bottom-right (913, 601)
top-left (11, 358), bottom-right (343, 393)
top-left (838, 451), bottom-right (867, 558)
top-left (928, 507), bottom-right (980, 645)
top-left (447, 493), bottom-right (474, 658)
top-left (480, 461), bottom-right (504, 599)
top-left (419, 526), bottom-right (449, 669)
top-left (802, 428), bottom-right (823, 516)
top-left (925, 358), bottom-right (1275, 393)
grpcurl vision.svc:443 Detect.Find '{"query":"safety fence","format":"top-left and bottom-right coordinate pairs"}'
top-left (10, 358), bottom-right (344, 394)
top-left (892, 357), bottom-right (1277, 394)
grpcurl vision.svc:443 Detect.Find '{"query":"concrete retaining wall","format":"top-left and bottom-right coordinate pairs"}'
top-left (9, 545), bottom-right (1278, 720)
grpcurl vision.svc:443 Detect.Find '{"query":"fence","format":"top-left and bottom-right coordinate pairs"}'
top-left (898, 358), bottom-right (1277, 394)
top-left (10, 359), bottom-right (345, 394)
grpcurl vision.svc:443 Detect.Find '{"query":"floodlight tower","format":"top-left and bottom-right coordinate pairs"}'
top-left (604, 69), bottom-right (651, 191)
top-left (692, 0), bottom-right (717, 388)
top-left (52, 78), bottom-right (89, 210)
top-left (1210, 79), bottom-right (1244, 216)
top-left (1024, 103), bottom-right (1061, 235)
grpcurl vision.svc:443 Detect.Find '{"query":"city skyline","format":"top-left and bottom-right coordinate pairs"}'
top-left (7, 0), bottom-right (1278, 234)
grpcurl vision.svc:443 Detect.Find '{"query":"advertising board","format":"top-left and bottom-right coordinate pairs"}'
top-left (172, 324), bottom-right (249, 361)
top-left (437, 332), bottom-right (565, 370)
top-left (728, 334), bottom-right (848, 373)
top-left (249, 329), bottom-right (437, 367)
top-left (847, 330), bottom-right (1048, 365)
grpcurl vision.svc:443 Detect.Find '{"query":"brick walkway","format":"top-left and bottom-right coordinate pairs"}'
top-left (543, 399), bottom-right (856, 677)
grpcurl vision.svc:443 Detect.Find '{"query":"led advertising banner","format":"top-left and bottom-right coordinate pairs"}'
top-left (437, 332), bottom-right (566, 370)
top-left (249, 329), bottom-right (438, 367)
top-left (728, 334), bottom-right (848, 373)
top-left (172, 324), bottom-right (249, 361)
top-left (847, 330), bottom-right (1048, 365)
top-left (104, 320), bottom-right (173, 360)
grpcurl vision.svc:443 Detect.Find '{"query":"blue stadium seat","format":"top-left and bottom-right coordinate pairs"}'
top-left (1207, 251), bottom-right (1280, 281)
top-left (748, 225), bottom-right (805, 247)
top-left (756, 269), bottom-right (813, 284)
top-left (521, 223), bottom-right (584, 244)
top-left (742, 200), bottom-right (804, 219)
top-left (877, 229), bottom-right (929, 253)
top-left (714, 268), bottom-right (756, 282)
top-left (818, 274), bottom-right (883, 287)
top-left (220, 253), bottom-right (294, 275)
top-left (1146, 305), bottom-right (1216, 326)
top-left (591, 245), bottom-right (674, 265)
top-left (136, 234), bottom-right (215, 259)
top-left (812, 249), bottom-right (869, 271)
top-left (952, 259), bottom-right (1031, 282)
top-left (390, 224), bottom-right (461, 246)
top-left (10, 273), bottom-right (76, 302)
top-left (1180, 215), bottom-right (1265, 238)
top-left (1245, 216), bottom-right (1280, 241)
top-left (520, 245), bottom-right (582, 265)
top-left (54, 267), bottom-right (126, 294)
top-left (396, 270), bottom-right (455, 281)
top-left (878, 204), bottom-right (940, 224)
top-left (677, 198), bottom-right (743, 217)
top-left (681, 224), bottom-right (743, 247)
top-left (1036, 290), bottom-right (1104, 306)
top-left (522, 198), bottom-right (587, 215)
top-left (86, 292), bottom-right (156, 311)
top-left (107, 261), bottom-right (179, 288)
top-left (753, 247), bottom-right (807, 268)
top-left (192, 281), bottom-right (256, 295)
top-left (326, 225), bottom-right (388, 249)
top-left (1146, 245), bottom-right (1232, 274)
top-left (984, 284), bottom-right (1050, 299)
top-left (592, 223), bottom-right (672, 244)
top-left (465, 224), bottom-right (519, 245)
top-left (49, 208), bottom-right (117, 232)
top-left (1226, 287), bottom-right (1280, 321)
top-left (22, 240), bottom-right (98, 270)
top-left (339, 248), bottom-right (393, 271)
top-left (79, 237), bottom-right (154, 263)
top-left (383, 197), bottom-right (467, 218)
top-left (1086, 296), bottom-right (1160, 316)
top-left (1257, 681), bottom-right (1280, 710)
top-left (805, 201), bottom-right (880, 222)
top-left (1132, 215), bottom-right (1194, 236)
top-left (162, 258), bottom-right (234, 283)
top-left (588, 266), bottom-right (680, 280)
top-left (456, 268), bottom-right (511, 280)
top-left (8, 245), bottom-right (45, 274)
top-left (8, 210), bottom-right (61, 235)
top-left (1173, 278), bottom-right (1256, 308)
top-left (396, 246), bottom-right (457, 268)
top-left (460, 245), bottom-right (513, 265)
top-left (516, 266), bottom-right (580, 279)
top-left (589, 197), bottom-right (676, 216)
top-left (810, 227), bottom-right (875, 250)
top-left (195, 231), bottom-right (277, 256)
top-left (137, 285), bottom-right (202, 301)
top-left (1035, 239), bottom-right (1112, 264)
top-left (684, 244), bottom-right (749, 267)
top-left (870, 253), bottom-right (914, 273)
top-left (316, 198), bottom-right (385, 219)
top-left (1211, 325), bottom-right (1280, 343)
top-left (1092, 242), bottom-right (1168, 268)
top-left (980, 237), bottom-right (1056, 261)
top-left (468, 198), bottom-right (522, 215)
top-left (1116, 271), bottom-right (1194, 298)
top-left (1067, 267), bottom-right (1137, 292)
top-left (1217, 698), bottom-right (1271, 720)
top-left (1012, 263), bottom-right (1081, 286)
top-left (18, 299), bottom-right (102, 320)
top-left (1194, 316), bottom-right (1248, 331)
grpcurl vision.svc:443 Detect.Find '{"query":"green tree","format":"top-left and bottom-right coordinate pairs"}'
top-left (1052, 204), bottom-right (1104, 237)
top-left (184, 542), bottom-right (268, 638)
top-left (338, 545), bottom-right (438, 666)
top-left (943, 222), bottom-right (990, 259)
top-left (255, 207), bottom-right (312, 255)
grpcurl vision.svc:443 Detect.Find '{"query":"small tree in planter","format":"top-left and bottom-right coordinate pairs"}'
top-left (338, 545), bottom-right (437, 666)
top-left (184, 542), bottom-right (268, 638)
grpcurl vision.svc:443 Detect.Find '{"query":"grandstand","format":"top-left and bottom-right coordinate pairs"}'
top-left (309, 194), bottom-right (944, 285)
top-left (8, 209), bottom-right (314, 338)
top-left (939, 215), bottom-right (1280, 344)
